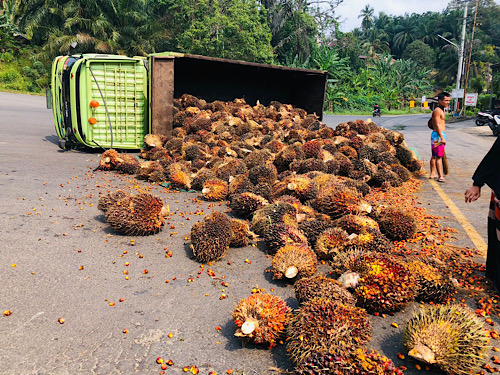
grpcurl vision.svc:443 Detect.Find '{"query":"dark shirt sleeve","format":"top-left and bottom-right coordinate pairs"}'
top-left (472, 136), bottom-right (500, 196)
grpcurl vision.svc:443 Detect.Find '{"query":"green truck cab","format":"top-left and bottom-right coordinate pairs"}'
top-left (51, 54), bottom-right (148, 150)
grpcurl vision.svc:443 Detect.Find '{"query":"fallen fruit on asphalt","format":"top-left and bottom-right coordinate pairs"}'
top-left (4, 310), bottom-right (12, 316)
top-left (156, 357), bottom-right (163, 364)
top-left (58, 318), bottom-right (64, 324)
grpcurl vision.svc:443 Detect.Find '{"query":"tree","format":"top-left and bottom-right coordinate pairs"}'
top-left (402, 40), bottom-right (435, 70)
top-left (177, 0), bottom-right (274, 63)
top-left (358, 4), bottom-right (374, 31)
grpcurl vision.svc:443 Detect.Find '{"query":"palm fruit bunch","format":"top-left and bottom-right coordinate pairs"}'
top-left (375, 208), bottom-right (417, 241)
top-left (229, 192), bottom-right (268, 219)
top-left (279, 175), bottom-right (318, 203)
top-left (229, 218), bottom-right (255, 247)
top-left (191, 168), bottom-right (217, 191)
top-left (135, 160), bottom-right (164, 181)
top-left (114, 154), bottom-right (140, 175)
top-left (190, 211), bottom-right (231, 263)
top-left (263, 223), bottom-right (308, 254)
top-left (251, 202), bottom-right (298, 236)
top-left (312, 184), bottom-right (370, 219)
top-left (298, 219), bottom-right (332, 248)
top-left (201, 178), bottom-right (228, 201)
top-left (405, 258), bottom-right (455, 303)
top-left (295, 347), bottom-right (404, 375)
top-left (143, 133), bottom-right (167, 149)
top-left (346, 227), bottom-right (393, 253)
top-left (166, 162), bottom-right (191, 190)
top-left (98, 149), bottom-right (121, 170)
top-left (272, 244), bottom-right (317, 279)
top-left (335, 214), bottom-right (379, 234)
top-left (227, 174), bottom-right (254, 196)
top-left (97, 190), bottom-right (131, 212)
top-left (349, 253), bottom-right (415, 313)
top-left (233, 293), bottom-right (292, 348)
top-left (104, 192), bottom-right (168, 236)
top-left (248, 164), bottom-right (277, 186)
top-left (403, 304), bottom-right (490, 375)
top-left (287, 298), bottom-right (372, 364)
top-left (293, 274), bottom-right (355, 306)
top-left (314, 227), bottom-right (351, 260)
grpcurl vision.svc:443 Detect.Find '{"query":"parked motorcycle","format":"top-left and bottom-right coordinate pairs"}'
top-left (477, 111), bottom-right (500, 136)
top-left (476, 110), bottom-right (491, 126)
top-left (372, 108), bottom-right (381, 117)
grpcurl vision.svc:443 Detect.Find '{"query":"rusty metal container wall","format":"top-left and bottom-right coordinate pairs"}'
top-left (150, 54), bottom-right (328, 136)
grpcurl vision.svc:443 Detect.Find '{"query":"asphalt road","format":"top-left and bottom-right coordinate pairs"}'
top-left (0, 92), bottom-right (498, 375)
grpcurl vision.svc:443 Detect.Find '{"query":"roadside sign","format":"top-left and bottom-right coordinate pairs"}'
top-left (464, 93), bottom-right (478, 106)
top-left (421, 96), bottom-right (426, 103)
top-left (451, 89), bottom-right (464, 98)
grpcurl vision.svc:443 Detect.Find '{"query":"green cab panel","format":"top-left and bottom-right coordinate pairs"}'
top-left (51, 54), bottom-right (148, 149)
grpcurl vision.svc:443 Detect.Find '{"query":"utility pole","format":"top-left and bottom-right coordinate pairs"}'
top-left (455, 1), bottom-right (468, 115)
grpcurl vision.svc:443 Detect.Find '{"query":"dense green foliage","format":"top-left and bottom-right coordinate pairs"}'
top-left (1, 0), bottom-right (499, 112)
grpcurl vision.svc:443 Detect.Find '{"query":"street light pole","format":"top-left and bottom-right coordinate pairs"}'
top-left (456, 2), bottom-right (468, 114)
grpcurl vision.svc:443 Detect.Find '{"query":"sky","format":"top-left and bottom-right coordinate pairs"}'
top-left (336, 0), bottom-right (459, 32)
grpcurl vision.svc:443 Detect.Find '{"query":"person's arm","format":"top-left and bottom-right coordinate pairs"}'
top-left (466, 136), bottom-right (500, 202)
top-left (472, 136), bottom-right (500, 188)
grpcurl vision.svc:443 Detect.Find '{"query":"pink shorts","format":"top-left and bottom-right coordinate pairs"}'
top-left (431, 131), bottom-right (446, 157)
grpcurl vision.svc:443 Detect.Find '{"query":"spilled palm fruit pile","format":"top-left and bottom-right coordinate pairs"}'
top-left (95, 94), bottom-right (498, 375)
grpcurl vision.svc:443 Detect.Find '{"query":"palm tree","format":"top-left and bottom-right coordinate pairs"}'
top-left (358, 4), bottom-right (374, 31)
top-left (392, 15), bottom-right (418, 57)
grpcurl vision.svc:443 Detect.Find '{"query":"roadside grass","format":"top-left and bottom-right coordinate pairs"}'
top-left (0, 58), bottom-right (47, 95)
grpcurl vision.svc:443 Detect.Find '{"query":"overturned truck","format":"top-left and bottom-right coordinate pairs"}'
top-left (50, 52), bottom-right (328, 150)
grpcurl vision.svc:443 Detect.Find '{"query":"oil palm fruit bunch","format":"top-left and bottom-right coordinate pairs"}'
top-left (350, 253), bottom-right (415, 313)
top-left (294, 274), bottom-right (355, 306)
top-left (314, 227), bottom-right (351, 260)
top-left (345, 227), bottom-right (393, 253)
top-left (98, 149), bottom-right (120, 171)
top-left (335, 214), bottom-right (379, 235)
top-left (201, 178), bottom-right (228, 201)
top-left (298, 219), bottom-right (332, 248)
top-left (228, 174), bottom-right (254, 197)
top-left (166, 162), bottom-right (192, 190)
top-left (283, 175), bottom-right (319, 203)
top-left (190, 211), bottom-right (231, 263)
top-left (136, 161), bottom-right (164, 181)
top-left (114, 154), bottom-right (140, 175)
top-left (403, 304), bottom-right (490, 375)
top-left (191, 168), bottom-right (216, 191)
top-left (229, 219), bottom-right (256, 247)
top-left (143, 133), bottom-right (166, 148)
top-left (295, 347), bottom-right (404, 375)
top-left (229, 192), bottom-right (269, 219)
top-left (233, 293), bottom-right (292, 348)
top-left (248, 164), bottom-right (278, 186)
top-left (105, 192), bottom-right (168, 236)
top-left (263, 223), bottom-right (308, 254)
top-left (405, 258), bottom-right (455, 303)
top-left (312, 185), bottom-right (370, 219)
top-left (287, 298), bottom-right (372, 364)
top-left (375, 208), bottom-right (417, 241)
top-left (251, 202), bottom-right (298, 236)
top-left (97, 190), bottom-right (131, 212)
top-left (272, 244), bottom-right (317, 279)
